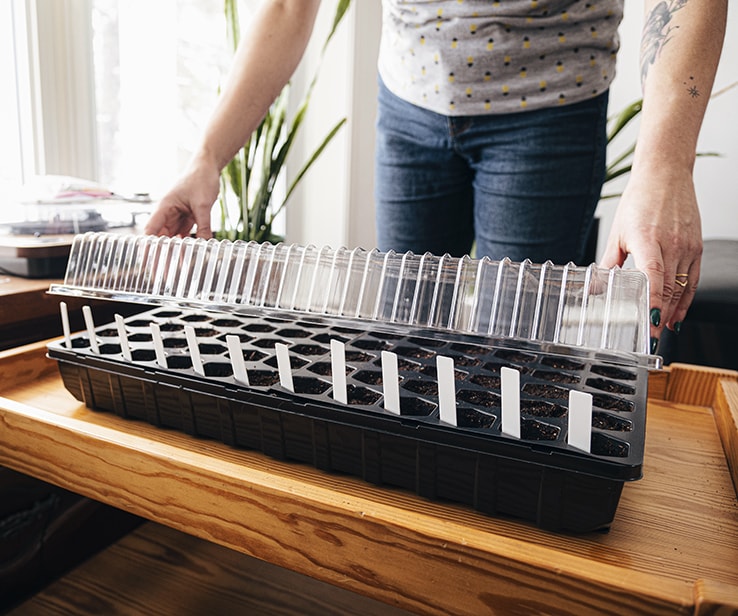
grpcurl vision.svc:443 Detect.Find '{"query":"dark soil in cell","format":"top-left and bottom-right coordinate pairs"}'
top-left (520, 419), bottom-right (559, 441)
top-left (241, 350), bottom-right (266, 362)
top-left (203, 362), bottom-right (233, 378)
top-left (448, 355), bottom-right (481, 367)
top-left (457, 408), bottom-right (495, 429)
top-left (276, 328), bottom-right (311, 338)
top-left (586, 378), bottom-right (635, 396)
top-left (522, 383), bottom-right (570, 400)
top-left (167, 356), bottom-right (192, 369)
top-left (198, 343), bottom-right (227, 355)
top-left (163, 338), bottom-right (187, 348)
top-left (182, 314), bottom-right (210, 322)
top-left (495, 349), bottom-right (536, 363)
top-left (96, 328), bottom-right (119, 338)
top-left (394, 346), bottom-right (434, 359)
top-left (591, 364), bottom-right (637, 381)
top-left (211, 319), bottom-right (243, 328)
top-left (346, 384), bottom-right (381, 406)
top-left (243, 323), bottom-right (274, 333)
top-left (98, 343), bottom-right (121, 355)
top-left (131, 349), bottom-right (156, 362)
top-left (294, 376), bottom-right (330, 395)
top-left (152, 310), bottom-right (180, 318)
top-left (407, 336), bottom-right (445, 347)
top-left (592, 393), bottom-right (634, 413)
top-left (291, 344), bottom-right (328, 356)
top-left (420, 365), bottom-right (467, 381)
top-left (345, 351), bottom-right (375, 363)
top-left (312, 332), bottom-right (349, 344)
top-left (253, 338), bottom-right (281, 349)
top-left (395, 358), bottom-right (420, 371)
top-left (592, 412), bottom-right (632, 431)
top-left (352, 339), bottom-right (390, 351)
top-left (307, 361), bottom-right (332, 376)
top-left (264, 355), bottom-right (307, 369)
top-left (194, 327), bottom-right (218, 337)
top-left (404, 380), bottom-right (438, 396)
top-left (70, 338), bottom-right (91, 348)
top-left (469, 374), bottom-right (500, 389)
top-left (449, 343), bottom-right (488, 356)
top-left (399, 397), bottom-right (436, 416)
top-left (249, 370), bottom-right (280, 386)
top-left (456, 389), bottom-right (500, 408)
top-left (591, 433), bottom-right (629, 457)
top-left (533, 370), bottom-right (580, 384)
top-left (354, 370), bottom-right (383, 385)
top-left (308, 362), bottom-right (352, 377)
top-left (127, 319), bottom-right (153, 328)
top-left (540, 356), bottom-right (584, 371)
top-left (127, 333), bottom-right (152, 342)
top-left (158, 323), bottom-right (181, 332)
top-left (373, 356), bottom-right (420, 371)
top-left (520, 399), bottom-right (566, 417)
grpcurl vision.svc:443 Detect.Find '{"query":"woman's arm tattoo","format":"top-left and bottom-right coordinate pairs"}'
top-left (640, 0), bottom-right (689, 87)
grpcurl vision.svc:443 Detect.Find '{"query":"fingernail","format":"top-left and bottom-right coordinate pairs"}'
top-left (674, 321), bottom-right (682, 335)
top-left (650, 308), bottom-right (661, 328)
top-left (650, 337), bottom-right (659, 354)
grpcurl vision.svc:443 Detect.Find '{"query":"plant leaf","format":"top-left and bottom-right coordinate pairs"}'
top-left (607, 99), bottom-right (642, 142)
top-left (271, 117), bottom-right (347, 222)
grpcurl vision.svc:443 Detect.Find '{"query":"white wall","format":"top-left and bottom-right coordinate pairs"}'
top-left (293, 3), bottom-right (738, 255)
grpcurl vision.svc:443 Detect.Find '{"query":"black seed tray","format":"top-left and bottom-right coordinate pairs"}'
top-left (47, 306), bottom-right (648, 532)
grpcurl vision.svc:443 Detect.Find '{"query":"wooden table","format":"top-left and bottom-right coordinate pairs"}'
top-left (0, 340), bottom-right (736, 615)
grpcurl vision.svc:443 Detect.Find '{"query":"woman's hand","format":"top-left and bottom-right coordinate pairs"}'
top-left (600, 168), bottom-right (702, 353)
top-left (144, 156), bottom-right (221, 239)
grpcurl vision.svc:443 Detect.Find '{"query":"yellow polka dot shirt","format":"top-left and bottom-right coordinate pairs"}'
top-left (378, 0), bottom-right (623, 115)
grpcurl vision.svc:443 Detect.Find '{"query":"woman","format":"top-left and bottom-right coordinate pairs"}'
top-left (145, 0), bottom-right (727, 353)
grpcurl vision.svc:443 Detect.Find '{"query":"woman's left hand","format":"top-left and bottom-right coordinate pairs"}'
top-left (599, 169), bottom-right (703, 354)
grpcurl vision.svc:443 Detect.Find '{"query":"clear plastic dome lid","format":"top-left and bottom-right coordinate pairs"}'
top-left (49, 232), bottom-right (657, 367)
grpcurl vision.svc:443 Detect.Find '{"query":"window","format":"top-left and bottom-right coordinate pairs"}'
top-left (91, 0), bottom-right (253, 198)
top-left (0, 1), bottom-right (33, 190)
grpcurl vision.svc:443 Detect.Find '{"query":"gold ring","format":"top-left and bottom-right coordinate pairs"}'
top-left (675, 273), bottom-right (689, 288)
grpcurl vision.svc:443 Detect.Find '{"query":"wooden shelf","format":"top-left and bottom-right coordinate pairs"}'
top-left (0, 341), bottom-right (737, 615)
top-left (10, 522), bottom-right (411, 616)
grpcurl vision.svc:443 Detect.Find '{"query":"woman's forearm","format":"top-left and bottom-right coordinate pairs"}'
top-left (195, 0), bottom-right (322, 172)
top-left (634, 0), bottom-right (727, 176)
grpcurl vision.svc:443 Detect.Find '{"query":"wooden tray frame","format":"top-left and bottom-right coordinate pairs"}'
top-left (0, 339), bottom-right (736, 615)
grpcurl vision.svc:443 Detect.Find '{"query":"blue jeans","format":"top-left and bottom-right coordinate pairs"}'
top-left (375, 78), bottom-right (609, 264)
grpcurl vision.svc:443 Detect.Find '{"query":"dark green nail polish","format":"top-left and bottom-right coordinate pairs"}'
top-left (674, 321), bottom-right (682, 334)
top-left (650, 308), bottom-right (661, 328)
top-left (650, 337), bottom-right (659, 354)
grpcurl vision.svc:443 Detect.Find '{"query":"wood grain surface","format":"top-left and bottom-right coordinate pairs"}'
top-left (9, 522), bottom-right (412, 616)
top-left (0, 342), bottom-right (737, 615)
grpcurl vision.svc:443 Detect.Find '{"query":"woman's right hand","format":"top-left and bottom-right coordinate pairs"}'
top-left (144, 155), bottom-right (221, 239)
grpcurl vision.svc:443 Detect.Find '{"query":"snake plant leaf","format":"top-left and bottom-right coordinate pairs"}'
top-left (607, 99), bottom-right (642, 142)
top-left (217, 0), bottom-right (351, 241)
top-left (224, 0), bottom-right (240, 54)
top-left (274, 117), bottom-right (348, 220)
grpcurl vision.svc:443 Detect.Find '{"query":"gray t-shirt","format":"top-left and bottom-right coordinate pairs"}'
top-left (378, 0), bottom-right (624, 116)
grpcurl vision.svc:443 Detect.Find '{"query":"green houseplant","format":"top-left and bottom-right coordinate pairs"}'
top-left (216, 0), bottom-right (351, 243)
